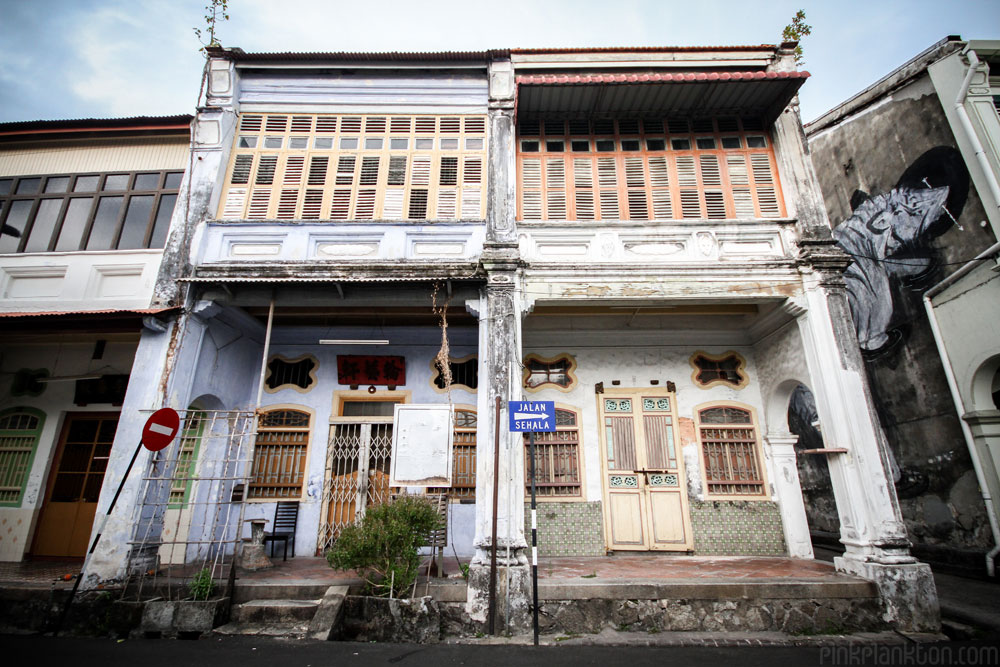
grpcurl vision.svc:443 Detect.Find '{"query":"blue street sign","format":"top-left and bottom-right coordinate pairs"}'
top-left (508, 401), bottom-right (556, 432)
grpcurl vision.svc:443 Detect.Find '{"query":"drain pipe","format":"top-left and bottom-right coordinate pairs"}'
top-left (954, 49), bottom-right (1000, 219)
top-left (923, 241), bottom-right (1000, 577)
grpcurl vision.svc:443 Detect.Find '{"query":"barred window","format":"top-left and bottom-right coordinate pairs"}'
top-left (0, 171), bottom-right (182, 253)
top-left (517, 116), bottom-right (782, 221)
top-left (523, 354), bottom-right (577, 391)
top-left (249, 408), bottom-right (310, 499)
top-left (697, 406), bottom-right (765, 497)
top-left (525, 408), bottom-right (581, 497)
top-left (431, 356), bottom-right (478, 392)
top-left (0, 408), bottom-right (45, 506)
top-left (219, 113), bottom-right (487, 221)
top-left (690, 351), bottom-right (747, 389)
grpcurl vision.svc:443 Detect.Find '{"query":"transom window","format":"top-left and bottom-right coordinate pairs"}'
top-left (517, 116), bottom-right (782, 221)
top-left (0, 408), bottom-right (45, 506)
top-left (431, 356), bottom-right (478, 392)
top-left (249, 408), bottom-right (310, 499)
top-left (524, 408), bottom-right (581, 497)
top-left (219, 113), bottom-right (487, 221)
top-left (697, 405), bottom-right (765, 497)
top-left (265, 354), bottom-right (318, 393)
top-left (0, 171), bottom-right (182, 253)
top-left (690, 351), bottom-right (748, 389)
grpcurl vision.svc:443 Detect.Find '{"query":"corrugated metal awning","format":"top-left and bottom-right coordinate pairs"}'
top-left (0, 307), bottom-right (177, 318)
top-left (516, 71), bottom-right (809, 122)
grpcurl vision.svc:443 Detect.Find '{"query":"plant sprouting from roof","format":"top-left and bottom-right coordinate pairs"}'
top-left (781, 9), bottom-right (813, 66)
top-left (194, 0), bottom-right (230, 52)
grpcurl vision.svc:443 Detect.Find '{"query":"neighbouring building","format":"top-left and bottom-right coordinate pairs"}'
top-left (0, 115), bottom-right (190, 561)
top-left (806, 36), bottom-right (1000, 577)
top-left (2, 42), bottom-right (943, 632)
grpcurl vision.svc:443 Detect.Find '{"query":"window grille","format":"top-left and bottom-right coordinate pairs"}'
top-left (698, 406), bottom-right (765, 496)
top-left (265, 355), bottom-right (318, 392)
top-left (524, 355), bottom-right (575, 390)
top-left (0, 171), bottom-right (183, 253)
top-left (219, 113), bottom-right (487, 221)
top-left (691, 351), bottom-right (747, 388)
top-left (516, 116), bottom-right (783, 221)
top-left (249, 409), bottom-right (310, 499)
top-left (432, 357), bottom-right (478, 391)
top-left (525, 408), bottom-right (581, 497)
top-left (0, 408), bottom-right (44, 505)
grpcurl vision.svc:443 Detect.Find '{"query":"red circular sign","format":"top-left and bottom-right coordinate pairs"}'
top-left (142, 408), bottom-right (181, 451)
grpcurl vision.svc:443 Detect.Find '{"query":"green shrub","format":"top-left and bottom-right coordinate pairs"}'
top-left (326, 494), bottom-right (442, 598)
top-left (188, 567), bottom-right (215, 601)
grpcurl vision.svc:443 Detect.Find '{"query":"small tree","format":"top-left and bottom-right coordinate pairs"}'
top-left (326, 495), bottom-right (443, 598)
top-left (782, 9), bottom-right (813, 66)
top-left (193, 0), bottom-right (230, 52)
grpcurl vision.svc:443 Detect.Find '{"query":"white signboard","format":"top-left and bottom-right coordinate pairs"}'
top-left (389, 404), bottom-right (454, 487)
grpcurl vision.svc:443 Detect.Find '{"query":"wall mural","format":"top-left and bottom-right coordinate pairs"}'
top-left (832, 146), bottom-right (969, 354)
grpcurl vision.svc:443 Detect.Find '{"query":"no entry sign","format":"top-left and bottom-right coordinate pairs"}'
top-left (142, 408), bottom-right (180, 451)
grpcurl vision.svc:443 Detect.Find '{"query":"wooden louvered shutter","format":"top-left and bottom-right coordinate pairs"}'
top-left (521, 159), bottom-right (542, 220)
top-left (573, 159), bottom-right (595, 220)
top-left (625, 157), bottom-right (648, 220)
top-left (597, 157), bottom-right (619, 219)
top-left (546, 158), bottom-right (567, 219)
top-left (648, 156), bottom-right (672, 219)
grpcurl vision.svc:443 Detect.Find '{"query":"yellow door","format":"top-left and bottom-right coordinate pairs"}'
top-left (599, 389), bottom-right (692, 551)
top-left (33, 413), bottom-right (119, 558)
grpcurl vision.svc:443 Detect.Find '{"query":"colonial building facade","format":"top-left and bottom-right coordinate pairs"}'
top-left (1, 44), bottom-right (939, 631)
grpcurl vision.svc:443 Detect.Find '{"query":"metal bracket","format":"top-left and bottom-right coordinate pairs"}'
top-left (666, 381), bottom-right (676, 392)
top-left (595, 382), bottom-right (604, 394)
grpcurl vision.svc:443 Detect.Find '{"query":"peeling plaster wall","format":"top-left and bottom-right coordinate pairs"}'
top-left (0, 337), bottom-right (139, 561)
top-left (808, 72), bottom-right (997, 559)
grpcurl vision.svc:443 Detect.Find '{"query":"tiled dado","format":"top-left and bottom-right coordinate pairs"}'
top-left (194, 221), bottom-right (485, 265)
top-left (523, 501), bottom-right (605, 557)
top-left (690, 500), bottom-right (787, 556)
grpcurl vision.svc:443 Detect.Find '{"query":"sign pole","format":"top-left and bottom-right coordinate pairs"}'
top-left (54, 407), bottom-right (180, 636)
top-left (529, 429), bottom-right (539, 646)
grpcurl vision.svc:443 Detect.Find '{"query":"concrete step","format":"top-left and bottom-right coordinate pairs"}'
top-left (232, 582), bottom-right (333, 604)
top-left (213, 621), bottom-right (310, 639)
top-left (233, 598), bottom-right (320, 624)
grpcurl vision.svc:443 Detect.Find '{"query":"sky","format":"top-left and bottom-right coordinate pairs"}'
top-left (0, 0), bottom-right (998, 125)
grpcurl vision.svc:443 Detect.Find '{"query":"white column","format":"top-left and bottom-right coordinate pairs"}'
top-left (765, 432), bottom-right (814, 559)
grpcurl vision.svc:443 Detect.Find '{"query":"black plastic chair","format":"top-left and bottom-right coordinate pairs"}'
top-left (263, 501), bottom-right (298, 560)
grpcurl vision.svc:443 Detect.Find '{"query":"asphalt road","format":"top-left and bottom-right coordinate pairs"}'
top-left (4, 635), bottom-right (1000, 667)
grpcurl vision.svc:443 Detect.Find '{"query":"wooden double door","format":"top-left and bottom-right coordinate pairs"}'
top-left (599, 389), bottom-right (693, 551)
top-left (33, 413), bottom-right (119, 558)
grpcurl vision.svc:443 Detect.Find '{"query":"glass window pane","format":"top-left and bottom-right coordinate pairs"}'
top-left (74, 175), bottom-right (100, 191)
top-left (671, 138), bottom-right (691, 150)
top-left (116, 195), bottom-right (155, 249)
top-left (104, 174), bottom-right (129, 190)
top-left (55, 198), bottom-right (93, 250)
top-left (390, 138), bottom-right (408, 150)
top-left (149, 194), bottom-right (176, 249)
top-left (364, 137), bottom-right (383, 149)
top-left (238, 136), bottom-right (258, 148)
top-left (465, 138), bottom-right (483, 150)
top-left (289, 137), bottom-right (308, 149)
top-left (545, 141), bottom-right (564, 152)
top-left (164, 172), bottom-right (183, 189)
top-left (263, 137), bottom-right (283, 149)
top-left (0, 200), bottom-right (31, 253)
top-left (696, 137), bottom-right (717, 150)
top-left (24, 199), bottom-right (62, 252)
top-left (440, 138), bottom-right (458, 150)
top-left (646, 139), bottom-right (666, 151)
top-left (44, 176), bottom-right (70, 193)
top-left (0, 179), bottom-right (12, 195)
top-left (415, 138), bottom-right (433, 150)
top-left (595, 140), bottom-right (615, 151)
top-left (721, 136), bottom-right (742, 149)
top-left (520, 140), bottom-right (539, 152)
top-left (15, 178), bottom-right (41, 194)
top-left (85, 196), bottom-right (124, 250)
top-left (340, 137), bottom-right (358, 149)
top-left (314, 137), bottom-right (333, 149)
top-left (621, 139), bottom-right (640, 151)
top-left (134, 173), bottom-right (160, 190)
top-left (746, 136), bottom-right (767, 148)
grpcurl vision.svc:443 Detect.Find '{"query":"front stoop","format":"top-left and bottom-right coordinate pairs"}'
top-left (214, 585), bottom-right (349, 639)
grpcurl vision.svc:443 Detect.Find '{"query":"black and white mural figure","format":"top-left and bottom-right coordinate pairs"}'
top-left (832, 147), bottom-right (970, 354)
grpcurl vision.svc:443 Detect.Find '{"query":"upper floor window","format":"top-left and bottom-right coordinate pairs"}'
top-left (219, 114), bottom-right (487, 222)
top-left (0, 171), bottom-right (182, 253)
top-left (516, 116), bottom-right (782, 221)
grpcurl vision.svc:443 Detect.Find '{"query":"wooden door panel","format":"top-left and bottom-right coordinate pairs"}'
top-left (608, 489), bottom-right (645, 548)
top-left (648, 489), bottom-right (687, 548)
top-left (32, 503), bottom-right (77, 556)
